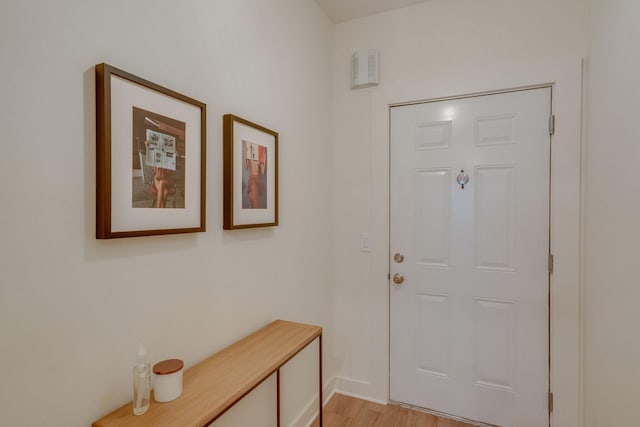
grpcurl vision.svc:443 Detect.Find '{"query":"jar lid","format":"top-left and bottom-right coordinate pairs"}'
top-left (153, 359), bottom-right (184, 375)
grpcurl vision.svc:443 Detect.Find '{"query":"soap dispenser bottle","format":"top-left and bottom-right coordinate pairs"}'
top-left (133, 344), bottom-right (151, 415)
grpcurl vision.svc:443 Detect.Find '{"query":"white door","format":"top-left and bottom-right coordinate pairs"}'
top-left (390, 88), bottom-right (551, 427)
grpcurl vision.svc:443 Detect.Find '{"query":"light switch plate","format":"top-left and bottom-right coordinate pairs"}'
top-left (360, 232), bottom-right (371, 252)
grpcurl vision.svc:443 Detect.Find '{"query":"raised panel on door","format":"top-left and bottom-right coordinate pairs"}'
top-left (475, 114), bottom-right (517, 147)
top-left (416, 120), bottom-right (452, 150)
top-left (415, 168), bottom-right (452, 267)
top-left (474, 165), bottom-right (516, 271)
top-left (415, 293), bottom-right (450, 378)
top-left (474, 298), bottom-right (516, 391)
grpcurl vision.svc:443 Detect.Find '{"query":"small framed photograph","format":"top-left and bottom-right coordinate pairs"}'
top-left (223, 114), bottom-right (278, 229)
top-left (95, 63), bottom-right (206, 238)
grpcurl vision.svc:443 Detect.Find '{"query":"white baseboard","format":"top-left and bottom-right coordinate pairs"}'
top-left (332, 375), bottom-right (390, 405)
top-left (331, 388), bottom-right (388, 406)
top-left (288, 376), bottom-right (337, 427)
top-left (290, 375), bottom-right (391, 427)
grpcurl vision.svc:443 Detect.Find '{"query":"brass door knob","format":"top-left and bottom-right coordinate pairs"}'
top-left (393, 253), bottom-right (404, 263)
top-left (392, 273), bottom-right (404, 285)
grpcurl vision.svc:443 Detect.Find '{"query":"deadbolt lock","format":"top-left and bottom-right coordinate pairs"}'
top-left (393, 253), bottom-right (404, 263)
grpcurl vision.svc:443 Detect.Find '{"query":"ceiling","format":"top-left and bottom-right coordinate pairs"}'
top-left (315, 0), bottom-right (431, 23)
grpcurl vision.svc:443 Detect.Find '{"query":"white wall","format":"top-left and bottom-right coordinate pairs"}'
top-left (330, 0), bottom-right (587, 415)
top-left (0, 1), bottom-right (333, 426)
top-left (584, 1), bottom-right (640, 426)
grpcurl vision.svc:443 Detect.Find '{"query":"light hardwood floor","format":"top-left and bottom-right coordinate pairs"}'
top-left (310, 393), bottom-right (476, 427)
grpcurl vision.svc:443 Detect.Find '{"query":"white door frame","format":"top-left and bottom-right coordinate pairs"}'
top-left (363, 58), bottom-right (582, 427)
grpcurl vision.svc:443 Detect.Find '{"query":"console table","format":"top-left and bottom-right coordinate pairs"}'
top-left (92, 320), bottom-right (323, 427)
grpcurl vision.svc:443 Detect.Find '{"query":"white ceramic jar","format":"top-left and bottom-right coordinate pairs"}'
top-left (153, 359), bottom-right (184, 402)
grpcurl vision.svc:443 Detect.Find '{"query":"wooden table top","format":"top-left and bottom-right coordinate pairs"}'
top-left (92, 320), bottom-right (322, 427)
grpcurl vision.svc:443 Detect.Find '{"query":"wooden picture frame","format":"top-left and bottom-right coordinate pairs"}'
top-left (95, 63), bottom-right (206, 238)
top-left (223, 114), bottom-right (278, 229)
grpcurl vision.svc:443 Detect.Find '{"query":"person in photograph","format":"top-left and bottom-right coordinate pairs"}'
top-left (243, 141), bottom-right (267, 209)
top-left (145, 139), bottom-right (173, 208)
top-left (132, 107), bottom-right (187, 209)
top-left (152, 167), bottom-right (171, 208)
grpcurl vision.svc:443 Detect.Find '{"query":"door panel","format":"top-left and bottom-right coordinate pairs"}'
top-left (390, 88), bottom-right (551, 427)
top-left (474, 165), bottom-right (515, 271)
top-left (415, 292), bottom-right (450, 377)
top-left (416, 168), bottom-right (452, 267)
top-left (474, 297), bottom-right (515, 391)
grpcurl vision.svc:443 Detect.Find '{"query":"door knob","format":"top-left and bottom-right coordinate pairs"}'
top-left (392, 273), bottom-right (404, 285)
top-left (393, 253), bottom-right (404, 263)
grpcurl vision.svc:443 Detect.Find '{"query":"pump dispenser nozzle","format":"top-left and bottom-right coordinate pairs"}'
top-left (136, 344), bottom-right (147, 368)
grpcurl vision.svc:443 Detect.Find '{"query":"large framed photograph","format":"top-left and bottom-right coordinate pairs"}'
top-left (223, 114), bottom-right (278, 229)
top-left (95, 63), bottom-right (206, 238)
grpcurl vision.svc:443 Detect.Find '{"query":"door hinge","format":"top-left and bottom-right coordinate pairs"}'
top-left (548, 254), bottom-right (554, 274)
top-left (549, 114), bottom-right (555, 136)
top-left (548, 392), bottom-right (554, 413)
